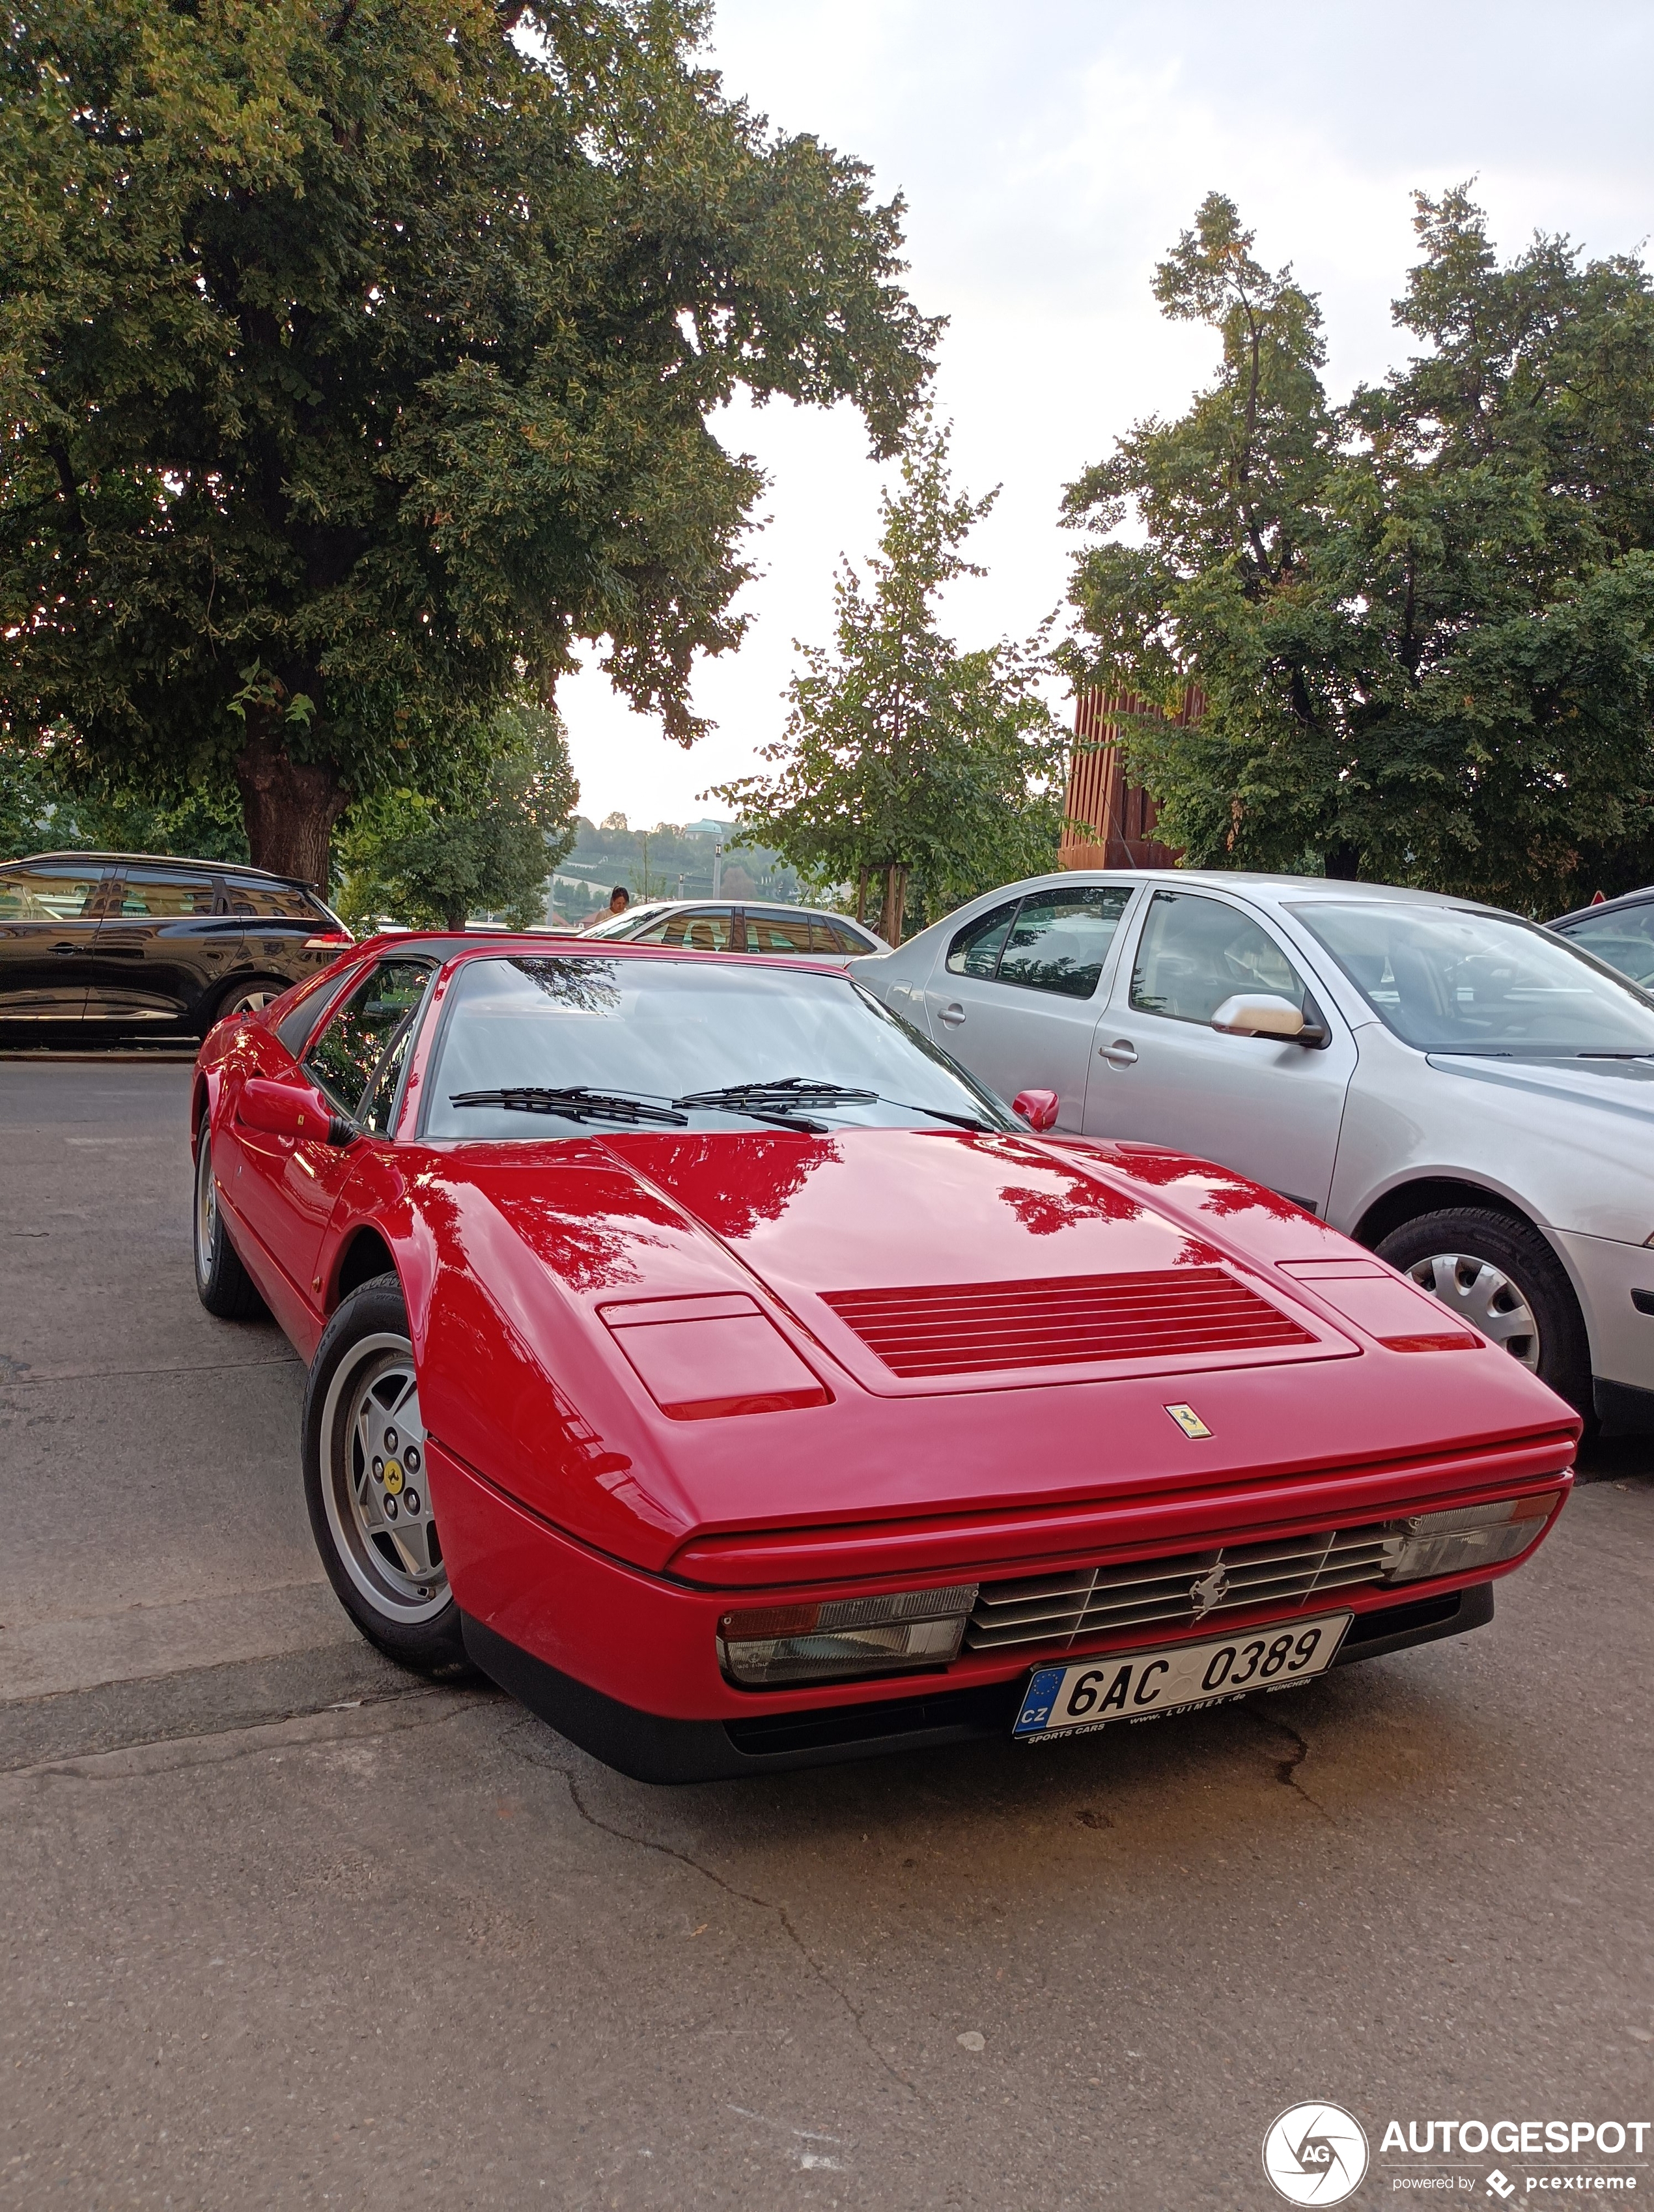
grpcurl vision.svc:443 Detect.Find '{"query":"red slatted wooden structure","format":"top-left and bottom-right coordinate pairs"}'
top-left (1058, 687), bottom-right (1201, 871)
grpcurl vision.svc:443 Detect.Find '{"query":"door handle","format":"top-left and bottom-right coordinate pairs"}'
top-left (51, 942), bottom-right (81, 955)
top-left (938, 1002), bottom-right (966, 1027)
top-left (1098, 1038), bottom-right (1138, 1067)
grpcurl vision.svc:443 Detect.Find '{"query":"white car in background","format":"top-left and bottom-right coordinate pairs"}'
top-left (863, 868), bottom-right (1654, 1428)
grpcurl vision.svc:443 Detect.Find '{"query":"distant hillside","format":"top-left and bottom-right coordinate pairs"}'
top-left (549, 816), bottom-right (802, 921)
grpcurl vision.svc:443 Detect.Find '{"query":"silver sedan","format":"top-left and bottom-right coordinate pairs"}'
top-left (862, 869), bottom-right (1654, 1428)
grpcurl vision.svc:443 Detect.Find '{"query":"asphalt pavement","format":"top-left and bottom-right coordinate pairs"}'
top-left (2, 1059), bottom-right (1650, 2211)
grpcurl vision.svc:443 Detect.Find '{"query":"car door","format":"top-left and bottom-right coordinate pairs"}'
top-left (1085, 885), bottom-right (1356, 1215)
top-left (87, 865), bottom-right (237, 1027)
top-left (229, 956), bottom-right (435, 1297)
top-left (919, 883), bottom-right (1139, 1124)
top-left (0, 859), bottom-right (111, 1019)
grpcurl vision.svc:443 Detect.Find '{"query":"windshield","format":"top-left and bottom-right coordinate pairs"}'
top-left (1291, 901), bottom-right (1654, 1057)
top-left (421, 956), bottom-right (1016, 1138)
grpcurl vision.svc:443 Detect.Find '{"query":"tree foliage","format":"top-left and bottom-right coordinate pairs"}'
top-left (715, 419), bottom-right (1066, 942)
top-left (335, 699), bottom-right (576, 929)
top-left (0, 0), bottom-right (938, 887)
top-left (1061, 188), bottom-right (1654, 912)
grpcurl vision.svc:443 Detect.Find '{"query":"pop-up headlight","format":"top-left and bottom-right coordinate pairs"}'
top-left (1382, 1490), bottom-right (1562, 1583)
top-left (718, 1585), bottom-right (979, 1688)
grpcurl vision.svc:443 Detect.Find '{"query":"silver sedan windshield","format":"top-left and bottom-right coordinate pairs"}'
top-left (1291, 901), bottom-right (1654, 1056)
top-left (423, 956), bottom-right (1011, 1137)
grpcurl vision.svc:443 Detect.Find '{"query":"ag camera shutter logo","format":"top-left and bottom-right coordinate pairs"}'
top-left (1262, 2103), bottom-right (1369, 2204)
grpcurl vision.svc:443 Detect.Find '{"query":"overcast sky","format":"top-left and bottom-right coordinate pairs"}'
top-left (557, 1), bottom-right (1654, 829)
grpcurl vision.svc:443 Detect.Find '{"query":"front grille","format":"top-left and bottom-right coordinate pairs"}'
top-left (820, 1268), bottom-right (1315, 1378)
top-left (965, 1523), bottom-right (1395, 1654)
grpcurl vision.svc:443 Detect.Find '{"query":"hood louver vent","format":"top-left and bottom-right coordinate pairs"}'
top-left (820, 1268), bottom-right (1315, 1379)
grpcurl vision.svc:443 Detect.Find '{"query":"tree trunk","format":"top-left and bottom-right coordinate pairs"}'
top-left (234, 723), bottom-right (348, 891)
top-left (1324, 842), bottom-right (1362, 881)
top-left (878, 862), bottom-right (907, 947)
top-left (854, 865), bottom-right (869, 926)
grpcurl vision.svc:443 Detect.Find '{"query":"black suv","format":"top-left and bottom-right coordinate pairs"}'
top-left (0, 852), bottom-right (353, 1039)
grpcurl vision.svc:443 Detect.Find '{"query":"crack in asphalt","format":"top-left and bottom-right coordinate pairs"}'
top-left (507, 1724), bottom-right (927, 2108)
top-left (1241, 1697), bottom-right (1336, 1825)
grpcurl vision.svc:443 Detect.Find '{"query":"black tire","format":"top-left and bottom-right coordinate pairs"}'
top-left (204, 974), bottom-right (291, 1037)
top-left (302, 1273), bottom-right (466, 1672)
top-left (193, 1115), bottom-right (269, 1320)
top-left (1374, 1206), bottom-right (1591, 1417)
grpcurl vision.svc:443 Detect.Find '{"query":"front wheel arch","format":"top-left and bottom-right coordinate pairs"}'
top-left (1352, 1175), bottom-right (1532, 1252)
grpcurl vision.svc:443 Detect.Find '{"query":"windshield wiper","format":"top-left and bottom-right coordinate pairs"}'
top-left (675, 1077), bottom-right (880, 1107)
top-left (675, 1078), bottom-right (994, 1133)
top-left (449, 1086), bottom-right (688, 1126)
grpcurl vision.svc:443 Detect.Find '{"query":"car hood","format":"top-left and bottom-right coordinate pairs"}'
top-left (1426, 1051), bottom-right (1654, 1124)
top-left (408, 1128), bottom-right (1574, 1567)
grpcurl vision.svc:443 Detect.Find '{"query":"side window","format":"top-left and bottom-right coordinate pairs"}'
top-left (995, 886), bottom-right (1132, 1000)
top-left (744, 915), bottom-right (815, 954)
top-left (824, 921), bottom-right (869, 955)
top-left (1557, 905), bottom-right (1654, 990)
top-left (223, 879), bottom-right (318, 920)
top-left (660, 911), bottom-right (736, 950)
top-left (0, 863), bottom-right (106, 920)
top-left (303, 960), bottom-right (432, 1127)
top-left (1130, 891), bottom-right (1308, 1024)
top-left (946, 899), bottom-right (1020, 978)
top-left (111, 868), bottom-right (217, 918)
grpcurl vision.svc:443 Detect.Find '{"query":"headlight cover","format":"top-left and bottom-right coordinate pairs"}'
top-left (718, 1584), bottom-right (979, 1688)
top-left (1381, 1490), bottom-right (1562, 1584)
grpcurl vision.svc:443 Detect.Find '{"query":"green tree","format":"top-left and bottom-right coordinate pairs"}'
top-left (0, 0), bottom-right (937, 890)
top-left (335, 700), bottom-right (576, 929)
top-left (1061, 188), bottom-right (1654, 912)
top-left (0, 737), bottom-right (248, 862)
top-left (715, 420), bottom-right (1066, 943)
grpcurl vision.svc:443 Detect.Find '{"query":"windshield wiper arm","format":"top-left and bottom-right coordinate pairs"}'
top-left (449, 1086), bottom-right (688, 1126)
top-left (875, 1097), bottom-right (996, 1131)
top-left (674, 1078), bottom-right (880, 1108)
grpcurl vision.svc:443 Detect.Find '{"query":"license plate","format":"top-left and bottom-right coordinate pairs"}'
top-left (1012, 1612), bottom-right (1351, 1741)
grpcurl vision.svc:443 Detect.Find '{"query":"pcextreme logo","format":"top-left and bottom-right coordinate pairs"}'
top-left (1263, 2103), bottom-right (1370, 2204)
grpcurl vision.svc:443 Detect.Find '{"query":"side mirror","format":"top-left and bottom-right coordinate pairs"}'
top-left (1211, 992), bottom-right (1309, 1041)
top-left (237, 1075), bottom-right (356, 1146)
top-left (1013, 1087), bottom-right (1061, 1131)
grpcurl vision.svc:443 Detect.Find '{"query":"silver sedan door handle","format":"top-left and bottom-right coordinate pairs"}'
top-left (937, 1002), bottom-right (966, 1027)
top-left (1098, 1038), bottom-right (1138, 1067)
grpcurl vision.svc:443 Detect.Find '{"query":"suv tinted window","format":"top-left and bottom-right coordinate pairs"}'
top-left (947, 899), bottom-right (1020, 978)
top-left (1130, 891), bottom-right (1308, 1023)
top-left (111, 868), bottom-right (217, 918)
top-left (223, 879), bottom-right (320, 920)
top-left (744, 914), bottom-right (817, 954)
top-left (996, 887), bottom-right (1132, 999)
top-left (303, 959), bottom-right (432, 1127)
top-left (0, 862), bottom-right (106, 920)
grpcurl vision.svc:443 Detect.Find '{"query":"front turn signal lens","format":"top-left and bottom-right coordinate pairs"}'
top-left (717, 1583), bottom-right (979, 1688)
top-left (1381, 1490), bottom-right (1563, 1584)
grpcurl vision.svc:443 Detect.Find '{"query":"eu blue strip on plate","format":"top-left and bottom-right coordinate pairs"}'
top-left (1013, 1667), bottom-right (1066, 1737)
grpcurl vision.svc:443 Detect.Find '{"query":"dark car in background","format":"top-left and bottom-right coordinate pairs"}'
top-left (1549, 888), bottom-right (1654, 990)
top-left (0, 852), bottom-right (352, 1040)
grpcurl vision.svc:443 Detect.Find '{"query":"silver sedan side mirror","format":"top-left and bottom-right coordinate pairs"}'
top-left (1211, 991), bottom-right (1306, 1039)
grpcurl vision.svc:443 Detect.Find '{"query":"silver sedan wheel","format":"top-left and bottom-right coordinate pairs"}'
top-left (317, 1332), bottom-right (448, 1624)
top-left (1404, 1251), bottom-right (1541, 1369)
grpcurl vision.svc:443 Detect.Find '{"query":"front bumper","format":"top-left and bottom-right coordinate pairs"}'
top-left (464, 1583), bottom-right (1494, 1783)
top-left (428, 1438), bottom-right (1550, 1783)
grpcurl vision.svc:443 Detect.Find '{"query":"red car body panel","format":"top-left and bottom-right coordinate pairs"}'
top-left (193, 935), bottom-right (1578, 1778)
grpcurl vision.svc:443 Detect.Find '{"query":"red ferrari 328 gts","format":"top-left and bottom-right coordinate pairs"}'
top-left (190, 935), bottom-right (1578, 1780)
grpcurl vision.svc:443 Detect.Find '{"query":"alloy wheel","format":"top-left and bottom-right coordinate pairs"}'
top-left (227, 985), bottom-right (282, 1015)
top-left (194, 1129), bottom-right (217, 1288)
top-left (1403, 1251), bottom-right (1541, 1369)
top-left (317, 1332), bottom-right (448, 1623)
